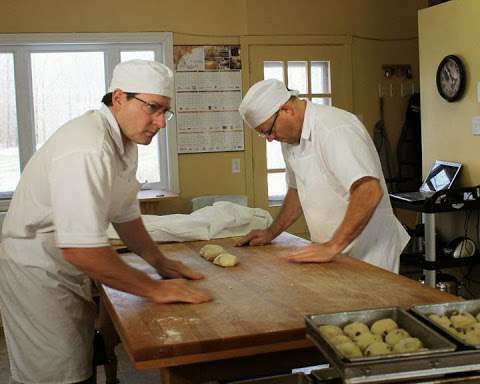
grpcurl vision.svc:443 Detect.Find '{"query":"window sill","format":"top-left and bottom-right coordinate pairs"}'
top-left (268, 199), bottom-right (284, 208)
top-left (138, 189), bottom-right (179, 202)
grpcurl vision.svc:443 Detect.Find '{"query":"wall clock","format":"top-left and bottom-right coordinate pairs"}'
top-left (436, 55), bottom-right (466, 102)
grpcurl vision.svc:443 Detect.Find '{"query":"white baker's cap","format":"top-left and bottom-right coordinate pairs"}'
top-left (239, 79), bottom-right (299, 128)
top-left (108, 59), bottom-right (174, 98)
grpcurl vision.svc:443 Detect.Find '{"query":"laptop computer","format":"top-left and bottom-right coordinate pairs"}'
top-left (390, 160), bottom-right (462, 203)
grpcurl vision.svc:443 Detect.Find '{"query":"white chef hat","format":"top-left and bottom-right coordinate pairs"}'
top-left (108, 59), bottom-right (174, 98)
top-left (239, 79), bottom-right (299, 128)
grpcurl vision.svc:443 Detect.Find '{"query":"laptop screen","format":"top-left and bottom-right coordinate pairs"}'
top-left (419, 160), bottom-right (462, 193)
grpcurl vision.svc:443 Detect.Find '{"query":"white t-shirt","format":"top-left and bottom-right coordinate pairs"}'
top-left (2, 104), bottom-right (141, 249)
top-left (282, 101), bottom-right (409, 272)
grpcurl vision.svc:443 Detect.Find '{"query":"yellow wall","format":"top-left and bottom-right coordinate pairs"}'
top-left (1, 1), bottom-right (427, 230)
top-left (419, 0), bottom-right (480, 186)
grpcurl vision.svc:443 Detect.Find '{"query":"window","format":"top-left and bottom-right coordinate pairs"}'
top-left (263, 60), bottom-right (332, 203)
top-left (0, 33), bottom-right (178, 201)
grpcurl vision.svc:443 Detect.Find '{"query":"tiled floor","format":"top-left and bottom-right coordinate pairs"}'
top-left (0, 327), bottom-right (161, 384)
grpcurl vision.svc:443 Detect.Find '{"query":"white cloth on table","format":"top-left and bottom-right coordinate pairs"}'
top-left (107, 201), bottom-right (273, 243)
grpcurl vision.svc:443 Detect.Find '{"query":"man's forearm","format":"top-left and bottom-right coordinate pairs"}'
top-left (113, 217), bottom-right (163, 266)
top-left (63, 247), bottom-right (158, 299)
top-left (328, 177), bottom-right (383, 253)
top-left (268, 187), bottom-right (303, 237)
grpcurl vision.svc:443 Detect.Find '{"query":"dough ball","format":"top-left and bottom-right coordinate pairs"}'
top-left (213, 253), bottom-right (238, 267)
top-left (371, 318), bottom-right (398, 337)
top-left (199, 244), bottom-right (225, 261)
top-left (450, 312), bottom-right (477, 329)
top-left (335, 341), bottom-right (363, 358)
top-left (392, 337), bottom-right (423, 353)
top-left (464, 330), bottom-right (480, 345)
top-left (476, 312), bottom-right (480, 322)
top-left (385, 328), bottom-right (411, 346)
top-left (330, 335), bottom-right (352, 346)
top-left (445, 326), bottom-right (464, 339)
top-left (364, 341), bottom-right (392, 357)
top-left (467, 323), bottom-right (480, 332)
top-left (353, 332), bottom-right (382, 351)
top-left (319, 325), bottom-right (344, 340)
top-left (429, 314), bottom-right (452, 329)
top-left (343, 322), bottom-right (370, 338)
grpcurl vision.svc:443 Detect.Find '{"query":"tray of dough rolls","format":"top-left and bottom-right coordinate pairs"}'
top-left (305, 307), bottom-right (480, 384)
top-left (410, 299), bottom-right (480, 349)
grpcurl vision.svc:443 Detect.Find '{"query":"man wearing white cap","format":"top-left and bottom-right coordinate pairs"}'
top-left (237, 79), bottom-right (409, 273)
top-left (0, 60), bottom-right (211, 384)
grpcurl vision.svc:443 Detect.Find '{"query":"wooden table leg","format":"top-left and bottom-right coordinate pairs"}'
top-left (99, 298), bottom-right (120, 384)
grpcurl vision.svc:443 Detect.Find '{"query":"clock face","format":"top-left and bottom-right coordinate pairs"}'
top-left (436, 55), bottom-right (466, 102)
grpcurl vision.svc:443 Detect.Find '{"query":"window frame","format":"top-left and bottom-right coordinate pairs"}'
top-left (264, 59), bottom-right (332, 205)
top-left (0, 32), bottom-right (179, 202)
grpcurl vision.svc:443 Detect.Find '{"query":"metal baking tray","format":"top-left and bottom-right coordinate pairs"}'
top-left (305, 307), bottom-right (470, 384)
top-left (411, 299), bottom-right (480, 349)
top-left (306, 307), bottom-right (456, 363)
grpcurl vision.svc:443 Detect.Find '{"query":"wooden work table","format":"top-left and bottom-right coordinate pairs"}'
top-left (100, 232), bottom-right (458, 383)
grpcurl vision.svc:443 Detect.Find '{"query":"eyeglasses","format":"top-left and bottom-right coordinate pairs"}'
top-left (257, 111), bottom-right (279, 138)
top-left (133, 96), bottom-right (174, 121)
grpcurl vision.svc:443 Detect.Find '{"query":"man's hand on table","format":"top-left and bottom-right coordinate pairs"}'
top-left (153, 257), bottom-right (204, 280)
top-left (287, 242), bottom-right (340, 263)
top-left (151, 279), bottom-right (212, 304)
top-left (235, 229), bottom-right (275, 247)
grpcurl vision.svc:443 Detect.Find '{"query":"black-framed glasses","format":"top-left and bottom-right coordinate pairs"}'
top-left (257, 111), bottom-right (279, 138)
top-left (133, 96), bottom-right (174, 121)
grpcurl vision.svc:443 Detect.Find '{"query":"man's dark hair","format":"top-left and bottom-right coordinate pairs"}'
top-left (101, 92), bottom-right (137, 106)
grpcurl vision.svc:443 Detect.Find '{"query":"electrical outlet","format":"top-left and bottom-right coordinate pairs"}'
top-left (472, 116), bottom-right (480, 136)
top-left (232, 158), bottom-right (241, 173)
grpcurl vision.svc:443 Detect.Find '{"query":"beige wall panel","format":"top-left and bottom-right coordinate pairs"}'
top-left (419, 0), bottom-right (480, 186)
top-left (246, 0), bottom-right (426, 38)
top-left (0, 0), bottom-right (246, 35)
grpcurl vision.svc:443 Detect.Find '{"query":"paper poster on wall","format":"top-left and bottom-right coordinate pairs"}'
top-left (174, 45), bottom-right (243, 154)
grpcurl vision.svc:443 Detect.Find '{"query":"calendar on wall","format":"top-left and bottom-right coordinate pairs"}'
top-left (173, 45), bottom-right (244, 154)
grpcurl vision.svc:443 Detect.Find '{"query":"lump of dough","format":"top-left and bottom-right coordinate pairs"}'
top-left (319, 325), bottom-right (344, 340)
top-left (353, 332), bottom-right (382, 351)
top-left (464, 330), bottom-right (480, 345)
top-left (199, 244), bottom-right (224, 261)
top-left (392, 337), bottom-right (423, 353)
top-left (450, 312), bottom-right (477, 329)
top-left (476, 312), bottom-right (480, 322)
top-left (335, 342), bottom-right (363, 358)
top-left (364, 341), bottom-right (392, 357)
top-left (212, 253), bottom-right (238, 267)
top-left (330, 335), bottom-right (352, 346)
top-left (371, 318), bottom-right (398, 337)
top-left (429, 314), bottom-right (452, 329)
top-left (343, 322), bottom-right (370, 338)
top-left (385, 328), bottom-right (410, 346)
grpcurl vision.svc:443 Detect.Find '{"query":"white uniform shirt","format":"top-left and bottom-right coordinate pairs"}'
top-left (2, 104), bottom-right (141, 255)
top-left (282, 101), bottom-right (409, 272)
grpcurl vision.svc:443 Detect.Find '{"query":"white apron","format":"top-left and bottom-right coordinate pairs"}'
top-left (289, 154), bottom-right (407, 273)
top-left (0, 234), bottom-right (96, 384)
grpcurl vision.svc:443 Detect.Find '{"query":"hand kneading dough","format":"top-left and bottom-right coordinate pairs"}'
top-left (335, 342), bottom-right (363, 358)
top-left (319, 325), bottom-right (344, 340)
top-left (212, 253), bottom-right (238, 267)
top-left (343, 322), bottom-right (370, 338)
top-left (392, 337), bottom-right (423, 353)
top-left (364, 341), bottom-right (392, 356)
top-left (199, 244), bottom-right (225, 261)
top-left (371, 318), bottom-right (398, 336)
top-left (385, 329), bottom-right (410, 346)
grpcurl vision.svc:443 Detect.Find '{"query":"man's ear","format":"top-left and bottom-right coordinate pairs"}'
top-left (280, 102), bottom-right (294, 116)
top-left (111, 89), bottom-right (124, 107)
